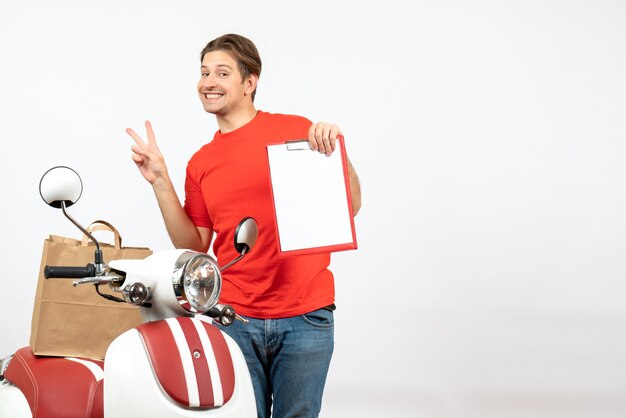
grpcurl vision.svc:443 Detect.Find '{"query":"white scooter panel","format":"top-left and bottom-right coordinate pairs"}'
top-left (105, 317), bottom-right (256, 417)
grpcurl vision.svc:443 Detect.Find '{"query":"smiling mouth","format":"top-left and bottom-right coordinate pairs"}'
top-left (204, 93), bottom-right (223, 99)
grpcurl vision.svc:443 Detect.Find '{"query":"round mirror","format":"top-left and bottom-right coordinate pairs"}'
top-left (234, 217), bottom-right (258, 255)
top-left (39, 166), bottom-right (83, 208)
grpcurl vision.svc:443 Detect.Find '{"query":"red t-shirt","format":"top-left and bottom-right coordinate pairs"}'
top-left (184, 111), bottom-right (334, 318)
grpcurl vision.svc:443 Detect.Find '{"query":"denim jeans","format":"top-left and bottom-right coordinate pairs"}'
top-left (218, 308), bottom-right (334, 418)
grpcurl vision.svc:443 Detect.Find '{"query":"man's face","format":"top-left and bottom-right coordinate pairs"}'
top-left (197, 50), bottom-right (255, 116)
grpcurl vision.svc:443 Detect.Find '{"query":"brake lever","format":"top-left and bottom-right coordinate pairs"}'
top-left (72, 272), bottom-right (123, 287)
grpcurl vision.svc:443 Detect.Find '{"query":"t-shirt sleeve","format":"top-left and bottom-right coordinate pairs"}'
top-left (183, 162), bottom-right (213, 229)
top-left (292, 115), bottom-right (313, 138)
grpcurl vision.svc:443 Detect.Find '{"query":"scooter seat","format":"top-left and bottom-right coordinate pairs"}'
top-left (4, 347), bottom-right (104, 418)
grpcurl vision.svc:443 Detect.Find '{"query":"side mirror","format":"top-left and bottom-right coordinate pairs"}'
top-left (39, 166), bottom-right (103, 267)
top-left (39, 166), bottom-right (83, 208)
top-left (221, 217), bottom-right (258, 272)
top-left (234, 217), bottom-right (258, 255)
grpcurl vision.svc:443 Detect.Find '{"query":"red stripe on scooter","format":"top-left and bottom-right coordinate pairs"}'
top-left (137, 321), bottom-right (189, 405)
top-left (203, 322), bottom-right (235, 402)
top-left (176, 317), bottom-right (214, 406)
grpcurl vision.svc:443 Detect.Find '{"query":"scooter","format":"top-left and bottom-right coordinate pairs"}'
top-left (0, 166), bottom-right (257, 417)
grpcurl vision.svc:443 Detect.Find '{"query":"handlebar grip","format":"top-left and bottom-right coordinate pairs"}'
top-left (44, 264), bottom-right (96, 279)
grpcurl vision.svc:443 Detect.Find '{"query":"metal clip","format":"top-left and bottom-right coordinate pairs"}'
top-left (285, 140), bottom-right (311, 151)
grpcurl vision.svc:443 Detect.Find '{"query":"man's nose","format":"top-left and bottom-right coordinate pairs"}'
top-left (200, 74), bottom-right (217, 88)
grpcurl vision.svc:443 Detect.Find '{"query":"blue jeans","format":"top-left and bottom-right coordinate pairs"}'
top-left (218, 308), bottom-right (334, 418)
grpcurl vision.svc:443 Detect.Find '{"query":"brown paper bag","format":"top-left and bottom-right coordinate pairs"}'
top-left (29, 220), bottom-right (152, 360)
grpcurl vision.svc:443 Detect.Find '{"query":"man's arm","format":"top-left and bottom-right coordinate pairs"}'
top-left (151, 176), bottom-right (213, 252)
top-left (346, 157), bottom-right (361, 216)
top-left (126, 121), bottom-right (213, 252)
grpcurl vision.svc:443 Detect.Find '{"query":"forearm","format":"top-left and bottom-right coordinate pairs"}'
top-left (152, 176), bottom-right (209, 252)
top-left (347, 157), bottom-right (361, 216)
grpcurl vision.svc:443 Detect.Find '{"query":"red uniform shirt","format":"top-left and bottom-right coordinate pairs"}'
top-left (184, 111), bottom-right (334, 318)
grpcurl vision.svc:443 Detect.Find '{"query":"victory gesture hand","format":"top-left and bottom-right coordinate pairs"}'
top-left (126, 120), bottom-right (168, 185)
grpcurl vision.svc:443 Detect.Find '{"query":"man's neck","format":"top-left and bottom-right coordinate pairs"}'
top-left (216, 105), bottom-right (258, 134)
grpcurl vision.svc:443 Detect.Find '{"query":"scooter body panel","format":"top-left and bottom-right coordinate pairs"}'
top-left (104, 323), bottom-right (256, 417)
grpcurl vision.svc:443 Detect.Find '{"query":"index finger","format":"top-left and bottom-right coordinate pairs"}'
top-left (145, 120), bottom-right (156, 146)
top-left (125, 127), bottom-right (146, 148)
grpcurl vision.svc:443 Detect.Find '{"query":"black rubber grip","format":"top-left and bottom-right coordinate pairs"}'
top-left (44, 264), bottom-right (96, 279)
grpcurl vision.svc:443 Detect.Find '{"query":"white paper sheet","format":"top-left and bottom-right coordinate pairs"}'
top-left (266, 139), bottom-right (356, 254)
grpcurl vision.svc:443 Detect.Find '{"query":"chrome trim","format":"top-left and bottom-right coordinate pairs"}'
top-left (122, 282), bottom-right (151, 306)
top-left (172, 251), bottom-right (222, 314)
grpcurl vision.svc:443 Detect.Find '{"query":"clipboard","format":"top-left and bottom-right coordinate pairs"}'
top-left (266, 136), bottom-right (357, 256)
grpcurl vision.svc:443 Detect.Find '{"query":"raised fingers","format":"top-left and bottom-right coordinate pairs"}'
top-left (125, 127), bottom-right (146, 148)
top-left (145, 120), bottom-right (156, 146)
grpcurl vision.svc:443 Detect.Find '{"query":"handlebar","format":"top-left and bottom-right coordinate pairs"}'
top-left (44, 264), bottom-right (96, 279)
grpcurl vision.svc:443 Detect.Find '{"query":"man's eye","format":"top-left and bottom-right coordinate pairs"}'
top-left (201, 72), bottom-right (209, 77)
top-left (219, 72), bottom-right (228, 77)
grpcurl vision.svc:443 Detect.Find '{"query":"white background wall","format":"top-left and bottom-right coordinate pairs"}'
top-left (1, 1), bottom-right (626, 417)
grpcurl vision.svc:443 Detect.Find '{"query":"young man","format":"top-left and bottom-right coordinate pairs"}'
top-left (126, 33), bottom-right (361, 418)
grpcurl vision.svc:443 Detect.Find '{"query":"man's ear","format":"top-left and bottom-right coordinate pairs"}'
top-left (244, 74), bottom-right (259, 97)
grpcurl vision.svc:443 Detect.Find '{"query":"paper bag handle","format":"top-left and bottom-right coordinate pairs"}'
top-left (81, 220), bottom-right (122, 249)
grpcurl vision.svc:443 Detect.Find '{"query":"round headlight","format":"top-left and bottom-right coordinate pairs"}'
top-left (173, 252), bottom-right (222, 313)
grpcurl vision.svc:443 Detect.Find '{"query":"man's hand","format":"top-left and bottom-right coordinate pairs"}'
top-left (308, 122), bottom-right (342, 156)
top-left (126, 120), bottom-right (168, 185)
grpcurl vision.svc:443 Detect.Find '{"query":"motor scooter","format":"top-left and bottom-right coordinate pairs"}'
top-left (0, 166), bottom-right (257, 417)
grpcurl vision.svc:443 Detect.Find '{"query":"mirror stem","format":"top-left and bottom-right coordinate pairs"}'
top-left (220, 248), bottom-right (248, 272)
top-left (61, 201), bottom-right (103, 265)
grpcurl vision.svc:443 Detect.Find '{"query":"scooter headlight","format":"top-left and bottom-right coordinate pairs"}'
top-left (173, 252), bottom-right (222, 314)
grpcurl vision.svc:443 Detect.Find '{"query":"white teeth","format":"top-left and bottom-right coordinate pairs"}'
top-left (205, 93), bottom-right (223, 99)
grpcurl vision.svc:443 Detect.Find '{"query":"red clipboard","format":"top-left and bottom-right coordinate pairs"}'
top-left (266, 135), bottom-right (357, 256)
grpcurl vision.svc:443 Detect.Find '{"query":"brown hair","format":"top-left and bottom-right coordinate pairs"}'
top-left (200, 34), bottom-right (262, 101)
